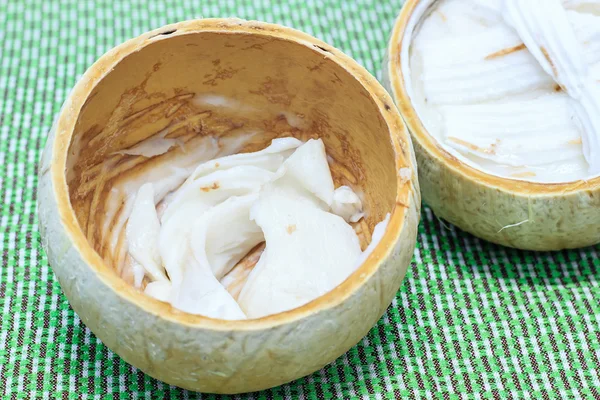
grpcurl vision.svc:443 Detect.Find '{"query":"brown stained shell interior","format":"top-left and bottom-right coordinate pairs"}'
top-left (66, 28), bottom-right (398, 286)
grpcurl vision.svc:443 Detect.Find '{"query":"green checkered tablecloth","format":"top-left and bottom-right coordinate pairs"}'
top-left (1, 0), bottom-right (600, 398)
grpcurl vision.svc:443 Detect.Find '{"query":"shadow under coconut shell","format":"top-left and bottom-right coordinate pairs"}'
top-left (420, 205), bottom-right (600, 288)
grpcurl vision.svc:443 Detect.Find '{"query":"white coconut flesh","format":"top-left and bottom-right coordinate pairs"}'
top-left (116, 136), bottom-right (388, 320)
top-left (405, 0), bottom-right (600, 183)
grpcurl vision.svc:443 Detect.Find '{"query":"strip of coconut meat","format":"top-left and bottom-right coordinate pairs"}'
top-left (418, 10), bottom-right (600, 104)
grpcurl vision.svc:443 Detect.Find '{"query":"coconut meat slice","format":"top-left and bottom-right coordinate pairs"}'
top-left (331, 186), bottom-right (364, 223)
top-left (465, 0), bottom-right (600, 20)
top-left (114, 128), bottom-right (183, 158)
top-left (161, 137), bottom-right (301, 222)
top-left (190, 193), bottom-right (264, 280)
top-left (271, 138), bottom-right (336, 206)
top-left (419, 10), bottom-right (600, 105)
top-left (158, 166), bottom-right (275, 288)
top-left (502, 0), bottom-right (600, 173)
top-left (144, 280), bottom-right (171, 302)
top-left (151, 192), bottom-right (265, 320)
top-left (103, 134), bottom-right (251, 269)
top-left (441, 94), bottom-right (583, 167)
top-left (237, 184), bottom-right (362, 319)
top-left (421, 50), bottom-right (553, 104)
top-left (185, 137), bottom-right (302, 182)
top-left (126, 183), bottom-right (168, 283)
top-left (236, 139), bottom-right (362, 318)
top-left (102, 137), bottom-right (221, 262)
top-left (169, 250), bottom-right (247, 320)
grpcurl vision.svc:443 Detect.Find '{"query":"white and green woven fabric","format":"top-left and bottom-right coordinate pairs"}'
top-left (1, 0), bottom-right (599, 398)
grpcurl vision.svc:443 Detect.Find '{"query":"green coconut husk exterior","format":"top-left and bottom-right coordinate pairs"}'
top-left (384, 0), bottom-right (600, 251)
top-left (37, 19), bottom-right (421, 394)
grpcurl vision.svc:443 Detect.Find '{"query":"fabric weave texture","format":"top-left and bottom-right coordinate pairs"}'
top-left (0, 0), bottom-right (599, 398)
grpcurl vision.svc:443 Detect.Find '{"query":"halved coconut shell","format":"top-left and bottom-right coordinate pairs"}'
top-left (384, 0), bottom-right (600, 251)
top-left (37, 19), bottom-right (420, 393)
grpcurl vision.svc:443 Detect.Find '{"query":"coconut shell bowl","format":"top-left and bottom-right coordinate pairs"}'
top-left (384, 0), bottom-right (600, 251)
top-left (37, 19), bottom-right (420, 393)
